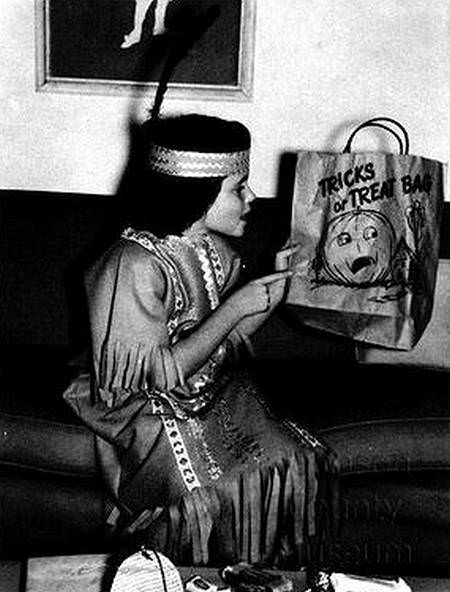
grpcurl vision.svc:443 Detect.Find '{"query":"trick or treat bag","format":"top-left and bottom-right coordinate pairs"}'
top-left (286, 117), bottom-right (446, 350)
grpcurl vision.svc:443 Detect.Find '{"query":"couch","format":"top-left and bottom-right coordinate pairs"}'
top-left (0, 188), bottom-right (448, 575)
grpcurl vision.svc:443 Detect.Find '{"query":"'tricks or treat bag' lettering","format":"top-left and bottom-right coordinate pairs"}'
top-left (318, 163), bottom-right (434, 213)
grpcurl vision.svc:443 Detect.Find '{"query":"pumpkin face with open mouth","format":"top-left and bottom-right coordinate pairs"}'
top-left (319, 209), bottom-right (397, 287)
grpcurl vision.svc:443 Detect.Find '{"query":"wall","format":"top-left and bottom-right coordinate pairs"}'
top-left (1, 0), bottom-right (449, 198)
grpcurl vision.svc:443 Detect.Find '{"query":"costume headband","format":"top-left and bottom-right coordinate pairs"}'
top-left (148, 144), bottom-right (250, 178)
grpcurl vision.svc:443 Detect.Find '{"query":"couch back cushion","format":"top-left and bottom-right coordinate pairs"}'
top-left (1, 190), bottom-right (448, 351)
top-left (0, 191), bottom-right (118, 348)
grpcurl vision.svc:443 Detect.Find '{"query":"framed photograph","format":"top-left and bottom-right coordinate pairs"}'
top-left (35, 0), bottom-right (255, 101)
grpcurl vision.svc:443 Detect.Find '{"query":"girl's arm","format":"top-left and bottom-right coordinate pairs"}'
top-left (172, 271), bottom-right (291, 378)
top-left (228, 244), bottom-right (299, 347)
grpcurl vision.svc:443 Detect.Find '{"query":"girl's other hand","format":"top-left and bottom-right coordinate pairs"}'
top-left (275, 243), bottom-right (300, 272)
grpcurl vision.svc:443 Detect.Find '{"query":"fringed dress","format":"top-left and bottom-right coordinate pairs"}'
top-left (63, 227), bottom-right (338, 567)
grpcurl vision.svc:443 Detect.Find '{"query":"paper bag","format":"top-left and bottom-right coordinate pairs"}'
top-left (356, 259), bottom-right (450, 369)
top-left (286, 117), bottom-right (446, 350)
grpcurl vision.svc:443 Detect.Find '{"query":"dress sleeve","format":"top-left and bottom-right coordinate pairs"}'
top-left (219, 253), bottom-right (256, 358)
top-left (86, 240), bottom-right (186, 410)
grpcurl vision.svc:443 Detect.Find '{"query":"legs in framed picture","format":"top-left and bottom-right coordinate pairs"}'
top-left (121, 0), bottom-right (176, 48)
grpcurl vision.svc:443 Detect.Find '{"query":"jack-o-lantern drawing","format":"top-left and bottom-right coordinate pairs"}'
top-left (314, 209), bottom-right (397, 287)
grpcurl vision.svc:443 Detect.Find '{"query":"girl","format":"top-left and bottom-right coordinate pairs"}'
top-left (64, 114), bottom-right (337, 567)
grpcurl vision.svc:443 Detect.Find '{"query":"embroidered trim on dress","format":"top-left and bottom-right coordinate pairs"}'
top-left (184, 232), bottom-right (225, 311)
top-left (201, 233), bottom-right (225, 291)
top-left (187, 418), bottom-right (223, 481)
top-left (213, 394), bottom-right (265, 463)
top-left (284, 419), bottom-right (325, 450)
top-left (152, 398), bottom-right (201, 491)
top-left (198, 246), bottom-right (219, 309)
top-left (121, 228), bottom-right (186, 336)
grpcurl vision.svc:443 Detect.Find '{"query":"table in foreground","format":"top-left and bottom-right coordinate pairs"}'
top-left (15, 554), bottom-right (450, 592)
top-left (0, 560), bottom-right (22, 592)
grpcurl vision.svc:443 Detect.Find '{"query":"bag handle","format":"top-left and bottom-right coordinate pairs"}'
top-left (343, 117), bottom-right (410, 155)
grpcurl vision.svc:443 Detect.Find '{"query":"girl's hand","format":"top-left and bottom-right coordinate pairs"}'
top-left (268, 244), bottom-right (300, 309)
top-left (228, 271), bottom-right (292, 319)
top-left (275, 243), bottom-right (300, 272)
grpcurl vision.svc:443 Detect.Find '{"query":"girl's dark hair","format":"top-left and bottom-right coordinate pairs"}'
top-left (117, 114), bottom-right (251, 236)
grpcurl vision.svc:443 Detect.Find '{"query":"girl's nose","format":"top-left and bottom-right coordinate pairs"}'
top-left (244, 185), bottom-right (257, 203)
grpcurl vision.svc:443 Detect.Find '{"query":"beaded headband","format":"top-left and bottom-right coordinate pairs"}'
top-left (148, 144), bottom-right (250, 178)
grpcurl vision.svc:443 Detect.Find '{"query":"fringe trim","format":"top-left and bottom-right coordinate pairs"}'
top-left (122, 449), bottom-right (337, 567)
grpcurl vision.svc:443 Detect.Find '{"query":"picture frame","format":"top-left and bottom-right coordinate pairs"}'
top-left (35, 0), bottom-right (255, 101)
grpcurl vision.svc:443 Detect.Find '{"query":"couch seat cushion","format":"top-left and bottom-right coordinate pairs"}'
top-left (0, 412), bottom-right (96, 478)
top-left (0, 345), bottom-right (96, 477)
top-left (320, 418), bottom-right (450, 475)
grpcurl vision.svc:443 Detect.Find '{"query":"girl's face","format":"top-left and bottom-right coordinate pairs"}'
top-left (203, 173), bottom-right (256, 237)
